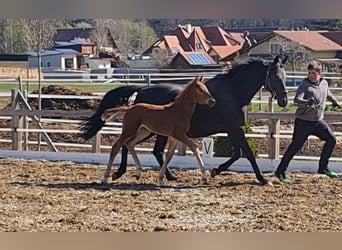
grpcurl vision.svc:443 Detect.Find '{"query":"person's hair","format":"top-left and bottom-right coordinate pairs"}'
top-left (307, 61), bottom-right (322, 73)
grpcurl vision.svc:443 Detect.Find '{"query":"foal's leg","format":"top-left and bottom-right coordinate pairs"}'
top-left (175, 135), bottom-right (208, 183)
top-left (125, 128), bottom-right (151, 180)
top-left (159, 137), bottom-right (179, 186)
top-left (154, 135), bottom-right (177, 181)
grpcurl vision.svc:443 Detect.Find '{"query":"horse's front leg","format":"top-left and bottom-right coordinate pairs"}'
top-left (154, 135), bottom-right (177, 181)
top-left (211, 142), bottom-right (241, 178)
top-left (178, 136), bottom-right (208, 184)
top-left (238, 133), bottom-right (269, 185)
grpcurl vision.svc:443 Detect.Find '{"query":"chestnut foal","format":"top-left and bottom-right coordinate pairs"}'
top-left (101, 77), bottom-right (216, 185)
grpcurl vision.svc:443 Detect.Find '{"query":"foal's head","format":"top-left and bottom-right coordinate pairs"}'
top-left (191, 76), bottom-right (216, 107)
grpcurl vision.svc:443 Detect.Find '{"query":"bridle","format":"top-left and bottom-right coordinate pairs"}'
top-left (264, 63), bottom-right (287, 99)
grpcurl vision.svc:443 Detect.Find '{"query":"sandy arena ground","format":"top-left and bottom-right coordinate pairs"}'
top-left (0, 158), bottom-right (341, 232)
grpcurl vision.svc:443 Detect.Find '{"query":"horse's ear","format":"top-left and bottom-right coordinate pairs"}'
top-left (199, 76), bottom-right (204, 82)
top-left (273, 55), bottom-right (280, 64)
top-left (281, 55), bottom-right (288, 65)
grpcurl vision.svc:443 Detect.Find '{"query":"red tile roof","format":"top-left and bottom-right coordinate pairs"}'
top-left (274, 30), bottom-right (342, 51)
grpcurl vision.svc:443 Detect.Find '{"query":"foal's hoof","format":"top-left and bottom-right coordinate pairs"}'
top-left (210, 168), bottom-right (219, 178)
top-left (159, 178), bottom-right (165, 187)
top-left (202, 178), bottom-right (209, 185)
top-left (165, 173), bottom-right (177, 181)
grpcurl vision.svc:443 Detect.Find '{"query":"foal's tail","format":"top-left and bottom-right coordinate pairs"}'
top-left (80, 85), bottom-right (142, 141)
top-left (101, 106), bottom-right (130, 122)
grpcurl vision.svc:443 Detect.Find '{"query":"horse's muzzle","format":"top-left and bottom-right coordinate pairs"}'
top-left (277, 95), bottom-right (288, 107)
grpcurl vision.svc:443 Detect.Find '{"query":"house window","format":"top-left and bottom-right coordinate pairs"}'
top-left (46, 61), bottom-right (51, 67)
top-left (270, 43), bottom-right (282, 55)
top-left (65, 58), bottom-right (74, 69)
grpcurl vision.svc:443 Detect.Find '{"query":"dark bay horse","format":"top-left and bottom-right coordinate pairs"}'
top-left (81, 56), bottom-right (288, 185)
top-left (100, 77), bottom-right (216, 185)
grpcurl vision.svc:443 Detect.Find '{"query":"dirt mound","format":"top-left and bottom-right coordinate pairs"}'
top-left (28, 85), bottom-right (100, 110)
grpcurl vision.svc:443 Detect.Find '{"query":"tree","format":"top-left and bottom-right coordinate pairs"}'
top-left (274, 35), bottom-right (313, 75)
top-left (151, 48), bottom-right (170, 69)
top-left (16, 19), bottom-right (58, 149)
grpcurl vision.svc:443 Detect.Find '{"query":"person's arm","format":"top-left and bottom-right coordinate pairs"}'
top-left (294, 83), bottom-right (314, 106)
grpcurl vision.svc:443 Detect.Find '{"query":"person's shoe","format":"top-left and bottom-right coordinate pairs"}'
top-left (318, 169), bottom-right (338, 178)
top-left (275, 171), bottom-right (288, 182)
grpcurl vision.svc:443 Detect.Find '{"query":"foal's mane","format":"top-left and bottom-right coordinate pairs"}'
top-left (174, 78), bottom-right (197, 103)
top-left (214, 57), bottom-right (269, 81)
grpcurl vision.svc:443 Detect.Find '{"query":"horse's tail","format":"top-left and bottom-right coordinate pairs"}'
top-left (80, 85), bottom-right (142, 141)
top-left (101, 106), bottom-right (130, 122)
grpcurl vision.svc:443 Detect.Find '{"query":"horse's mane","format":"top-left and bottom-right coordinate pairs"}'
top-left (214, 57), bottom-right (268, 81)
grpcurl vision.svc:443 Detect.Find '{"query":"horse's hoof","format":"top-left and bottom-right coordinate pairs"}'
top-left (134, 174), bottom-right (141, 180)
top-left (159, 179), bottom-right (165, 187)
top-left (259, 178), bottom-right (269, 186)
top-left (111, 173), bottom-right (119, 181)
top-left (165, 173), bottom-right (177, 181)
top-left (266, 181), bottom-right (273, 186)
top-left (211, 168), bottom-right (218, 178)
top-left (101, 179), bottom-right (108, 185)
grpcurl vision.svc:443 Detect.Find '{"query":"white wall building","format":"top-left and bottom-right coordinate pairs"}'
top-left (28, 49), bottom-right (78, 70)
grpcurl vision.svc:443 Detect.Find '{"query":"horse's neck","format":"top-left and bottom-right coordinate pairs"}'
top-left (234, 64), bottom-right (266, 105)
top-left (173, 88), bottom-right (197, 115)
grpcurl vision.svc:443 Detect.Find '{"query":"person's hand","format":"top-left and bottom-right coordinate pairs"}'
top-left (331, 100), bottom-right (341, 109)
top-left (307, 97), bottom-right (315, 106)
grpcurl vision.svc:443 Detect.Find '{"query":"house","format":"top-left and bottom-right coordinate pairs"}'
top-left (231, 30), bottom-right (342, 71)
top-left (27, 49), bottom-right (78, 70)
top-left (142, 24), bottom-right (242, 68)
top-left (53, 28), bottom-right (120, 69)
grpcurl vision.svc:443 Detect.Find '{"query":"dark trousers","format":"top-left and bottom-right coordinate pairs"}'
top-left (276, 118), bottom-right (336, 173)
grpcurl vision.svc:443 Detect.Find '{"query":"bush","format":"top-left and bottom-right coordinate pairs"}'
top-left (213, 119), bottom-right (259, 157)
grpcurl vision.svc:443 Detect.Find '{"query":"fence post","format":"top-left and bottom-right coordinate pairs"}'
top-left (92, 133), bottom-right (101, 153)
top-left (268, 96), bottom-right (274, 112)
top-left (269, 118), bottom-right (280, 160)
top-left (11, 89), bottom-right (23, 151)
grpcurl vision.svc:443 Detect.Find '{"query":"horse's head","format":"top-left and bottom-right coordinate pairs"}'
top-left (194, 76), bottom-right (216, 107)
top-left (264, 55), bottom-right (288, 107)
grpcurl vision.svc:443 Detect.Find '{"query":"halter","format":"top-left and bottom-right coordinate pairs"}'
top-left (264, 64), bottom-right (287, 99)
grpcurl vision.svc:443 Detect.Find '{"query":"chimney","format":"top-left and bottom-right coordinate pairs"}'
top-left (186, 24), bottom-right (192, 33)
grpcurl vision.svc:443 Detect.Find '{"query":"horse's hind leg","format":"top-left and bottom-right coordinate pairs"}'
top-left (112, 145), bottom-right (129, 180)
top-left (125, 128), bottom-right (152, 180)
top-left (102, 137), bottom-right (126, 184)
top-left (159, 137), bottom-right (178, 186)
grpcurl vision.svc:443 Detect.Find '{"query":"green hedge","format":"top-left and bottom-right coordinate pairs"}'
top-left (213, 119), bottom-right (259, 157)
